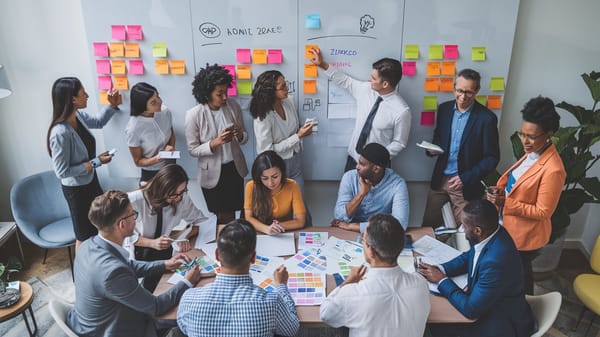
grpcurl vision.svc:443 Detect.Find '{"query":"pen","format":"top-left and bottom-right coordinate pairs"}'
top-left (167, 238), bottom-right (189, 243)
top-left (480, 180), bottom-right (488, 189)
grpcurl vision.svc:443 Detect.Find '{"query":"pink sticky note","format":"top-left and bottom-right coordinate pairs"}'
top-left (268, 49), bottom-right (283, 64)
top-left (421, 111), bottom-right (435, 126)
top-left (98, 76), bottom-right (112, 90)
top-left (129, 60), bottom-right (144, 75)
top-left (96, 60), bottom-right (110, 74)
top-left (403, 61), bottom-right (417, 76)
top-left (236, 49), bottom-right (251, 63)
top-left (227, 81), bottom-right (238, 96)
top-left (111, 25), bottom-right (126, 40)
top-left (222, 64), bottom-right (236, 79)
top-left (127, 25), bottom-right (143, 40)
top-left (93, 42), bottom-right (109, 57)
top-left (444, 45), bottom-right (459, 59)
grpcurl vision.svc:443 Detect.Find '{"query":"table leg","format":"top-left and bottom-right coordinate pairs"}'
top-left (21, 305), bottom-right (38, 337)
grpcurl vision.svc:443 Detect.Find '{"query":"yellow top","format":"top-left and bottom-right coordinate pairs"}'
top-left (244, 178), bottom-right (306, 221)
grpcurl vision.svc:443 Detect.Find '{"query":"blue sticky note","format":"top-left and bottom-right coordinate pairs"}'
top-left (306, 14), bottom-right (321, 29)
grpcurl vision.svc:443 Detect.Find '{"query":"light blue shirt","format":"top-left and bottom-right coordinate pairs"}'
top-left (334, 168), bottom-right (409, 232)
top-left (443, 103), bottom-right (473, 175)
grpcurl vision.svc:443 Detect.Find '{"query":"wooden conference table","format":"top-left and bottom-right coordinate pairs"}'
top-left (155, 226), bottom-right (473, 325)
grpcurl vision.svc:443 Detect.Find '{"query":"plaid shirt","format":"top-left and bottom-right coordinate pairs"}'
top-left (177, 274), bottom-right (299, 337)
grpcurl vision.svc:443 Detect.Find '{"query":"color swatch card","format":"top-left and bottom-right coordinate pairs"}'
top-left (285, 249), bottom-right (327, 273)
top-left (298, 232), bottom-right (328, 250)
top-left (322, 236), bottom-right (365, 274)
top-left (250, 255), bottom-right (284, 275)
top-left (196, 255), bottom-right (220, 273)
top-left (256, 275), bottom-right (276, 292)
top-left (288, 272), bottom-right (326, 306)
top-left (167, 255), bottom-right (220, 284)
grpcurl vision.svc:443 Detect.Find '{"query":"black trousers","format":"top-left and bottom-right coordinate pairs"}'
top-left (61, 173), bottom-right (102, 241)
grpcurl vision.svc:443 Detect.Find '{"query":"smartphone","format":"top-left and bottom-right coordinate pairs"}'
top-left (108, 148), bottom-right (117, 156)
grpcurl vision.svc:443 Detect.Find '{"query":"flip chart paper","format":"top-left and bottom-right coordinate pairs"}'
top-left (306, 14), bottom-right (321, 29)
top-left (93, 42), bottom-right (109, 57)
top-left (170, 60), bottom-right (186, 74)
top-left (421, 111), bottom-right (435, 126)
top-left (236, 49), bottom-right (251, 63)
top-left (152, 43), bottom-right (167, 58)
top-left (404, 45), bottom-right (419, 60)
top-left (304, 64), bottom-right (318, 78)
top-left (424, 78), bottom-right (439, 92)
top-left (110, 60), bottom-right (126, 74)
top-left (237, 81), bottom-right (252, 95)
top-left (267, 49), bottom-right (282, 64)
top-left (125, 43), bottom-right (140, 58)
top-left (113, 76), bottom-right (128, 90)
top-left (441, 61), bottom-right (456, 76)
top-left (252, 49), bottom-right (267, 64)
top-left (304, 80), bottom-right (317, 94)
top-left (426, 62), bottom-right (440, 76)
top-left (423, 96), bottom-right (438, 111)
top-left (155, 60), bottom-right (169, 74)
top-left (129, 60), bottom-right (144, 75)
top-left (111, 25), bottom-right (126, 40)
top-left (487, 95), bottom-right (502, 109)
top-left (98, 76), bottom-right (112, 90)
top-left (402, 61), bottom-right (416, 76)
top-left (490, 77), bottom-right (505, 91)
top-left (472, 46), bottom-right (486, 61)
top-left (126, 25), bottom-right (143, 40)
top-left (440, 78), bottom-right (454, 92)
top-left (96, 60), bottom-right (110, 74)
top-left (428, 45), bottom-right (443, 60)
top-left (109, 42), bottom-right (124, 57)
top-left (444, 44), bottom-right (459, 59)
top-left (236, 65), bottom-right (251, 80)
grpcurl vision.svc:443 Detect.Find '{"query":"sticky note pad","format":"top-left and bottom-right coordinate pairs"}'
top-left (99, 91), bottom-right (109, 105)
top-left (440, 78), bottom-right (454, 92)
top-left (426, 62), bottom-right (440, 76)
top-left (125, 43), bottom-right (140, 58)
top-left (304, 64), bottom-right (318, 78)
top-left (252, 49), bottom-right (267, 64)
top-left (421, 111), bottom-right (435, 126)
top-left (111, 60), bottom-right (126, 74)
top-left (444, 45), bottom-right (459, 59)
top-left (268, 49), bottom-right (282, 64)
top-left (424, 78), bottom-right (439, 92)
top-left (113, 76), bottom-right (128, 90)
top-left (404, 45), bottom-right (419, 60)
top-left (109, 42), bottom-right (124, 57)
top-left (155, 60), bottom-right (169, 74)
top-left (306, 14), bottom-right (321, 29)
top-left (171, 60), bottom-right (186, 74)
top-left (472, 46), bottom-right (486, 61)
top-left (475, 95), bottom-right (487, 106)
top-left (441, 62), bottom-right (456, 76)
top-left (98, 76), bottom-right (112, 90)
top-left (402, 61), bottom-right (416, 76)
top-left (236, 49), bottom-right (251, 63)
top-left (490, 77), bottom-right (505, 91)
top-left (236, 65), bottom-right (252, 80)
top-left (111, 25), bottom-right (126, 40)
top-left (127, 25), bottom-right (143, 40)
top-left (152, 43), bottom-right (168, 58)
top-left (305, 44), bottom-right (319, 59)
top-left (96, 60), bottom-right (110, 74)
top-left (304, 80), bottom-right (317, 94)
top-left (428, 45), bottom-right (443, 60)
top-left (487, 95), bottom-right (502, 109)
top-left (228, 82), bottom-right (237, 96)
top-left (93, 42), bottom-right (109, 57)
top-left (129, 60), bottom-right (144, 75)
top-left (237, 81), bottom-right (252, 95)
top-left (423, 96), bottom-right (438, 111)
top-left (222, 64), bottom-right (236, 79)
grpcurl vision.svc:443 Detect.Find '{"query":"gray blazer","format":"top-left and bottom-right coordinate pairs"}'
top-left (184, 99), bottom-right (248, 188)
top-left (68, 236), bottom-right (188, 337)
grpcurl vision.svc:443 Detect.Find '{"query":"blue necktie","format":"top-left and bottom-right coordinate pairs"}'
top-left (355, 96), bottom-right (383, 153)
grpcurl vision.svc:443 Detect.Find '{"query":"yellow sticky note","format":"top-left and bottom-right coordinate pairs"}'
top-left (155, 60), bottom-right (169, 74)
top-left (487, 95), bottom-right (502, 109)
top-left (423, 96), bottom-right (438, 111)
top-left (170, 60), bottom-right (186, 75)
top-left (152, 42), bottom-right (167, 58)
top-left (125, 43), bottom-right (140, 58)
top-left (428, 45), bottom-right (443, 60)
top-left (424, 78), bottom-right (439, 92)
top-left (404, 45), bottom-right (419, 60)
top-left (252, 49), bottom-right (267, 64)
top-left (99, 91), bottom-right (109, 105)
top-left (305, 44), bottom-right (319, 59)
top-left (304, 64), bottom-right (318, 78)
top-left (109, 42), bottom-right (124, 57)
top-left (475, 95), bottom-right (487, 106)
top-left (426, 62), bottom-right (440, 76)
top-left (440, 78), bottom-right (454, 92)
top-left (111, 60), bottom-right (126, 74)
top-left (490, 77), bottom-right (505, 91)
top-left (304, 80), bottom-right (317, 94)
top-left (237, 81), bottom-right (253, 95)
top-left (472, 46), bottom-right (486, 61)
top-left (236, 65), bottom-right (252, 80)
top-left (441, 61), bottom-right (456, 76)
top-left (113, 76), bottom-right (128, 90)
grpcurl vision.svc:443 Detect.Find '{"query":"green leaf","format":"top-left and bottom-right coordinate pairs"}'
top-left (559, 188), bottom-right (594, 214)
top-left (590, 71), bottom-right (600, 81)
top-left (0, 264), bottom-right (4, 278)
top-left (580, 177), bottom-right (600, 200)
top-left (510, 131), bottom-right (524, 159)
top-left (556, 101), bottom-right (592, 124)
top-left (483, 170), bottom-right (501, 186)
top-left (582, 72), bottom-right (600, 103)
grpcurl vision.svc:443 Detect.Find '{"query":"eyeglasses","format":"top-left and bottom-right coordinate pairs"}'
top-left (121, 210), bottom-right (138, 221)
top-left (169, 188), bottom-right (188, 198)
top-left (454, 88), bottom-right (476, 97)
top-left (517, 131), bottom-right (546, 141)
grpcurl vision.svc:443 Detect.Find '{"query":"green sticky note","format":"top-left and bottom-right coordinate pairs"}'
top-left (428, 45), bottom-right (443, 60)
top-left (404, 45), bottom-right (419, 60)
top-left (152, 42), bottom-right (167, 58)
top-left (475, 95), bottom-right (487, 106)
top-left (490, 77), bottom-right (505, 91)
top-left (472, 46), bottom-right (486, 61)
top-left (423, 96), bottom-right (438, 111)
top-left (237, 81), bottom-right (253, 95)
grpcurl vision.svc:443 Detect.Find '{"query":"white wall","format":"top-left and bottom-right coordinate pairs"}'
top-left (1, 0), bottom-right (599, 251)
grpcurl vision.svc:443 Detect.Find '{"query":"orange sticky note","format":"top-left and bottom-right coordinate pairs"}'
top-left (170, 60), bottom-right (186, 74)
top-left (109, 42), bottom-right (124, 57)
top-left (305, 44), bottom-right (319, 58)
top-left (441, 61), bottom-right (456, 76)
top-left (304, 64), bottom-right (318, 78)
top-left (426, 62), bottom-right (440, 76)
top-left (236, 65), bottom-right (252, 80)
top-left (440, 78), bottom-right (454, 92)
top-left (99, 91), bottom-right (109, 105)
top-left (111, 60), bottom-right (126, 74)
top-left (113, 76), bottom-right (129, 90)
top-left (252, 49), bottom-right (267, 64)
top-left (155, 60), bottom-right (169, 74)
top-left (488, 95), bottom-right (502, 109)
top-left (424, 78), bottom-right (439, 92)
top-left (125, 43), bottom-right (140, 58)
top-left (304, 80), bottom-right (317, 94)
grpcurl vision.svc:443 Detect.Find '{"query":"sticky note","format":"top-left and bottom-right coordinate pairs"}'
top-left (404, 45), bottom-right (419, 60)
top-left (424, 78), bottom-right (439, 92)
top-left (428, 45), bottom-right (443, 60)
top-left (155, 60), bottom-right (169, 74)
top-left (109, 42), bottom-right (124, 57)
top-left (490, 77), bottom-right (505, 91)
top-left (426, 62), bottom-right (440, 76)
top-left (93, 42), bottom-right (109, 57)
top-left (487, 95), bottom-right (502, 109)
top-left (228, 82), bottom-right (237, 96)
top-left (111, 60), bottom-right (126, 74)
top-left (402, 61), bottom-right (416, 76)
top-left (237, 81), bottom-right (252, 95)
top-left (113, 76), bottom-right (128, 90)
top-left (152, 43), bottom-right (167, 58)
top-left (125, 43), bottom-right (140, 58)
top-left (236, 65), bottom-right (252, 80)
top-left (252, 49), bottom-right (267, 64)
top-left (306, 14), bottom-right (321, 29)
top-left (99, 91), bottom-right (109, 105)
top-left (236, 49), bottom-right (251, 63)
top-left (475, 95), bottom-right (487, 106)
top-left (98, 76), bottom-right (112, 90)
top-left (96, 60), bottom-right (110, 74)
top-left (441, 62), bottom-right (456, 76)
top-left (222, 64), bottom-right (236, 79)
top-left (304, 64), bottom-right (318, 78)
top-left (111, 25), bottom-right (126, 40)
top-left (444, 45), bottom-right (459, 59)
top-left (305, 45), bottom-right (319, 59)
top-left (129, 60), bottom-right (144, 75)
top-left (127, 25), bottom-right (143, 40)
top-left (472, 46), bottom-right (486, 61)
top-left (440, 78), bottom-right (454, 92)
top-left (423, 96), bottom-right (438, 111)
top-left (421, 111), bottom-right (435, 126)
top-left (268, 49), bottom-right (283, 64)
top-left (171, 60), bottom-right (186, 75)
top-left (304, 80), bottom-right (317, 94)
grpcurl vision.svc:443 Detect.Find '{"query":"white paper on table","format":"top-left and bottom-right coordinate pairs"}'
top-left (426, 272), bottom-right (468, 294)
top-left (199, 242), bottom-right (217, 262)
top-left (167, 272), bottom-right (185, 285)
top-left (412, 235), bottom-right (463, 263)
top-left (194, 213), bottom-right (217, 249)
top-left (322, 236), bottom-right (365, 274)
top-left (158, 151), bottom-right (180, 159)
top-left (397, 256), bottom-right (416, 273)
top-left (250, 255), bottom-right (285, 284)
top-left (297, 232), bottom-right (328, 250)
top-left (256, 233), bottom-right (296, 257)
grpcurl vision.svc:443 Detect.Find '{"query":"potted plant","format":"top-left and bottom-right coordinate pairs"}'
top-left (0, 256), bottom-right (22, 308)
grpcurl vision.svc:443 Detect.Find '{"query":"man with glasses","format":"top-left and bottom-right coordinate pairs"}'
top-left (422, 69), bottom-right (500, 228)
top-left (68, 190), bottom-right (202, 337)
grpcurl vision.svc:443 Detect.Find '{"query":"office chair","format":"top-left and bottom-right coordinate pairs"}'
top-left (48, 299), bottom-right (79, 337)
top-left (526, 292), bottom-right (562, 337)
top-left (573, 235), bottom-right (600, 336)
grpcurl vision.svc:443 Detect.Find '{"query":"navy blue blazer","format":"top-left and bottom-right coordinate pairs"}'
top-left (430, 100), bottom-right (499, 200)
top-left (439, 226), bottom-right (535, 337)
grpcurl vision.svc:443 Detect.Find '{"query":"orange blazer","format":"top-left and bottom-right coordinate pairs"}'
top-left (496, 144), bottom-right (566, 251)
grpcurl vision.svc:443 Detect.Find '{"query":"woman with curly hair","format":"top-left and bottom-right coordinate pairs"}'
top-left (185, 64), bottom-right (248, 224)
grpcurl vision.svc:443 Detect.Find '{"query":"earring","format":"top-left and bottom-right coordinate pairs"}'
top-left (546, 138), bottom-right (551, 143)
